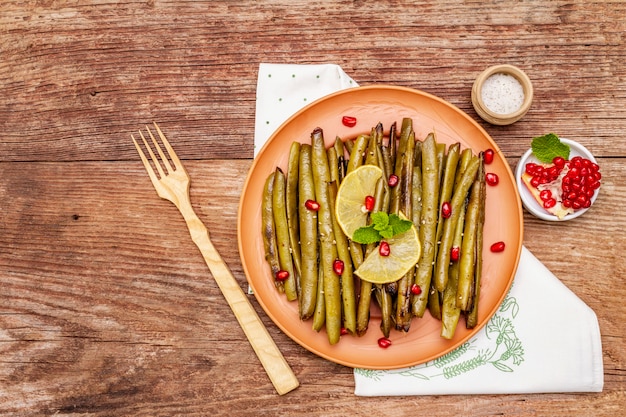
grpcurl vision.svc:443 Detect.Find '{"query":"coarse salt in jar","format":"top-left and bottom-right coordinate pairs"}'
top-left (471, 64), bottom-right (533, 125)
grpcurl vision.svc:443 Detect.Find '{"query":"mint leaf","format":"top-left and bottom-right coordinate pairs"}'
top-left (352, 226), bottom-right (381, 244)
top-left (351, 212), bottom-right (414, 244)
top-left (378, 225), bottom-right (394, 239)
top-left (371, 212), bottom-right (389, 231)
top-left (389, 214), bottom-right (412, 236)
top-left (531, 133), bottom-right (570, 163)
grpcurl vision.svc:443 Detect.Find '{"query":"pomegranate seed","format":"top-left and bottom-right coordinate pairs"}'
top-left (525, 163), bottom-right (538, 175)
top-left (572, 201), bottom-right (581, 209)
top-left (333, 259), bottom-right (345, 275)
top-left (364, 195), bottom-right (375, 212)
top-left (571, 156), bottom-right (583, 168)
top-left (276, 270), bottom-right (290, 281)
top-left (490, 241), bottom-right (506, 253)
top-left (583, 199), bottom-right (592, 208)
top-left (539, 189), bottom-right (552, 201)
top-left (379, 241), bottom-right (391, 257)
top-left (450, 246), bottom-right (460, 261)
top-left (410, 283), bottom-right (422, 295)
top-left (340, 327), bottom-right (349, 336)
top-left (563, 199), bottom-right (572, 208)
top-left (341, 115), bottom-right (357, 127)
top-left (377, 337), bottom-right (392, 349)
top-left (553, 156), bottom-right (566, 168)
top-left (304, 199), bottom-right (320, 211)
top-left (543, 198), bottom-right (556, 209)
top-left (441, 201), bottom-right (452, 218)
top-left (388, 174), bottom-right (399, 188)
top-left (485, 172), bottom-right (499, 186)
top-left (484, 149), bottom-right (495, 164)
top-left (530, 176), bottom-right (541, 188)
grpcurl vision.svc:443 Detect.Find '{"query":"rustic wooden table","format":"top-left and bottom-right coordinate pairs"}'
top-left (1, 1), bottom-right (624, 415)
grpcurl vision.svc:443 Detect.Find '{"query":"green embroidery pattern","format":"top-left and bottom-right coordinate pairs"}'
top-left (355, 285), bottom-right (524, 382)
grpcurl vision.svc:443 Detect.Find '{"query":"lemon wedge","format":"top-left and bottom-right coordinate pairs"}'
top-left (334, 165), bottom-right (383, 238)
top-left (354, 224), bottom-right (421, 284)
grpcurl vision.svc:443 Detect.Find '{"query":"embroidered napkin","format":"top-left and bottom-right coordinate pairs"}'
top-left (254, 63), bottom-right (604, 395)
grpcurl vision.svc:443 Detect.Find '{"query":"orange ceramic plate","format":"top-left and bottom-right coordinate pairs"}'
top-left (238, 85), bottom-right (523, 369)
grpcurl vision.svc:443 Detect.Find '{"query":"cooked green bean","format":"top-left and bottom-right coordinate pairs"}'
top-left (433, 143), bottom-right (461, 260)
top-left (455, 148), bottom-right (473, 186)
top-left (441, 197), bottom-right (466, 339)
top-left (412, 142), bottom-right (423, 237)
top-left (298, 144), bottom-right (318, 320)
top-left (411, 133), bottom-right (439, 317)
top-left (286, 142), bottom-right (302, 280)
top-left (262, 171), bottom-right (283, 293)
top-left (312, 268), bottom-right (325, 331)
top-left (334, 136), bottom-right (346, 183)
top-left (272, 168), bottom-right (298, 301)
top-left (311, 128), bottom-right (341, 345)
top-left (466, 154), bottom-right (486, 327)
top-left (346, 134), bottom-right (369, 174)
top-left (456, 167), bottom-right (482, 311)
top-left (395, 129), bottom-right (415, 332)
top-left (328, 181), bottom-right (357, 334)
top-left (327, 147), bottom-right (340, 184)
top-left (344, 137), bottom-right (354, 156)
top-left (428, 284), bottom-right (442, 320)
top-left (434, 155), bottom-right (480, 293)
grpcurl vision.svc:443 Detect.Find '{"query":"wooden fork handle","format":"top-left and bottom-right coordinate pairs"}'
top-left (183, 214), bottom-right (299, 395)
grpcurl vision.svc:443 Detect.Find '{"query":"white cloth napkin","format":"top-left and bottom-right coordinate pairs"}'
top-left (254, 63), bottom-right (604, 395)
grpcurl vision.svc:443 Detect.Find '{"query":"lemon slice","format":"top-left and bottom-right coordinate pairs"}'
top-left (335, 165), bottom-right (383, 238)
top-left (354, 225), bottom-right (421, 284)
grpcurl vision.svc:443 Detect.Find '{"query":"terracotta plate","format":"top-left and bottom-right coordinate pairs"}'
top-left (238, 85), bottom-right (523, 369)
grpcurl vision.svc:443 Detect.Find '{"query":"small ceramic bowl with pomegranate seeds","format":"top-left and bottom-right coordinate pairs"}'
top-left (515, 136), bottom-right (601, 221)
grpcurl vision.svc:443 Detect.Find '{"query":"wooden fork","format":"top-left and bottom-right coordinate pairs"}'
top-left (131, 123), bottom-right (299, 395)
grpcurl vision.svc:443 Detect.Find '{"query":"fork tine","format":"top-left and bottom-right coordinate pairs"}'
top-left (137, 129), bottom-right (167, 179)
top-left (145, 124), bottom-right (175, 174)
top-left (131, 133), bottom-right (160, 187)
top-left (152, 122), bottom-right (184, 170)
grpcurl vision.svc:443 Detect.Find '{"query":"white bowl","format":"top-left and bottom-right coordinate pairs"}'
top-left (515, 137), bottom-right (600, 221)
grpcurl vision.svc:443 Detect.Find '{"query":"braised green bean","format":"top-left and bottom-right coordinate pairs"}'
top-left (272, 168), bottom-right (298, 301)
top-left (441, 197), bottom-right (466, 339)
top-left (311, 128), bottom-right (341, 345)
top-left (262, 171), bottom-right (283, 293)
top-left (411, 133), bottom-right (439, 317)
top-left (466, 154), bottom-right (486, 327)
top-left (286, 142), bottom-right (302, 280)
top-left (312, 268), bottom-right (325, 331)
top-left (346, 134), bottom-right (369, 174)
top-left (298, 144), bottom-right (318, 320)
top-left (455, 164), bottom-right (482, 311)
top-left (328, 181), bottom-right (357, 334)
